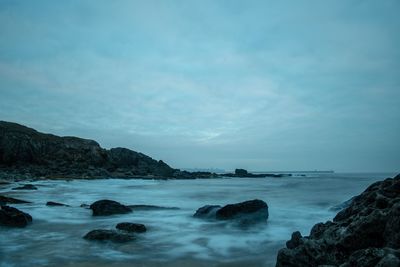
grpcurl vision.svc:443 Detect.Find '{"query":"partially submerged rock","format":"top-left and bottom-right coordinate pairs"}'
top-left (193, 205), bottom-right (221, 219)
top-left (116, 222), bottom-right (146, 233)
top-left (194, 199), bottom-right (269, 226)
top-left (83, 229), bottom-right (134, 242)
top-left (128, 204), bottom-right (179, 210)
top-left (46, 201), bottom-right (69, 207)
top-left (276, 174), bottom-right (400, 267)
top-left (12, 184), bottom-right (37, 190)
top-left (0, 195), bottom-right (31, 205)
top-left (0, 205), bottom-right (32, 227)
top-left (89, 199), bottom-right (132, 216)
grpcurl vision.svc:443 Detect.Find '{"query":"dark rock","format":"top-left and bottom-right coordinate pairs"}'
top-left (276, 174), bottom-right (400, 267)
top-left (0, 121), bottom-right (177, 179)
top-left (12, 184), bottom-right (37, 190)
top-left (0, 205), bottom-right (32, 227)
top-left (193, 205), bottom-right (221, 219)
top-left (329, 196), bottom-right (356, 212)
top-left (216, 199), bottom-right (269, 223)
top-left (0, 195), bottom-right (31, 205)
top-left (80, 204), bottom-right (90, 208)
top-left (128, 204), bottom-right (179, 210)
top-left (46, 201), bottom-right (69, 207)
top-left (83, 229), bottom-right (134, 242)
top-left (116, 222), bottom-right (146, 233)
top-left (235, 168), bottom-right (248, 176)
top-left (89, 199), bottom-right (132, 216)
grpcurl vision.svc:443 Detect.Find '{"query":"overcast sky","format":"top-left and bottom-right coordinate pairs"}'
top-left (0, 0), bottom-right (399, 172)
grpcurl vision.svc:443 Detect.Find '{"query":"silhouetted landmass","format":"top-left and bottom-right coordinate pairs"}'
top-left (0, 121), bottom-right (211, 180)
top-left (221, 168), bottom-right (291, 178)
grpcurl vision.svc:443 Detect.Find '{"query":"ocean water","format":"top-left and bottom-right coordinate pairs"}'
top-left (0, 173), bottom-right (395, 267)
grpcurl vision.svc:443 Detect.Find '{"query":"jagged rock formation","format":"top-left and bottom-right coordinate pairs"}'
top-left (276, 174), bottom-right (400, 267)
top-left (0, 121), bottom-right (179, 179)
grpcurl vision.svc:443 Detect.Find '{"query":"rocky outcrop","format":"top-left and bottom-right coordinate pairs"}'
top-left (83, 229), bottom-right (134, 243)
top-left (0, 195), bottom-right (31, 205)
top-left (0, 205), bottom-right (32, 227)
top-left (116, 222), bottom-right (146, 233)
top-left (0, 121), bottom-right (178, 179)
top-left (194, 199), bottom-right (269, 226)
top-left (89, 199), bottom-right (132, 216)
top-left (221, 169), bottom-right (290, 178)
top-left (276, 174), bottom-right (400, 267)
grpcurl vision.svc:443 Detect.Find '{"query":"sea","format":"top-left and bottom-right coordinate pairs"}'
top-left (0, 172), bottom-right (396, 267)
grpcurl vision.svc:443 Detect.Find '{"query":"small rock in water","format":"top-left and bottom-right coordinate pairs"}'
top-left (0, 205), bottom-right (32, 227)
top-left (116, 222), bottom-right (147, 233)
top-left (12, 184), bottom-right (37, 190)
top-left (83, 229), bottom-right (135, 243)
top-left (0, 195), bottom-right (31, 205)
top-left (46, 201), bottom-right (69, 207)
top-left (89, 199), bottom-right (132, 216)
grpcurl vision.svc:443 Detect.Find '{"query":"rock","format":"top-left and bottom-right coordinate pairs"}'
top-left (116, 222), bottom-right (146, 233)
top-left (46, 201), bottom-right (69, 207)
top-left (0, 121), bottom-right (177, 179)
top-left (128, 204), bottom-right (179, 210)
top-left (193, 205), bottom-right (221, 219)
top-left (83, 229), bottom-right (134, 242)
top-left (235, 169), bottom-right (249, 176)
top-left (12, 184), bottom-right (37, 190)
top-left (0, 205), bottom-right (32, 227)
top-left (276, 174), bottom-right (400, 267)
top-left (0, 195), bottom-right (31, 205)
top-left (89, 199), bottom-right (132, 216)
top-left (80, 204), bottom-right (90, 208)
top-left (329, 196), bottom-right (356, 212)
top-left (216, 199), bottom-right (269, 223)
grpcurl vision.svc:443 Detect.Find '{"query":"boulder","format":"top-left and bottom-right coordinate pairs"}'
top-left (89, 199), bottom-right (132, 216)
top-left (276, 174), bottom-right (400, 267)
top-left (193, 205), bottom-right (221, 219)
top-left (83, 229), bottom-right (134, 242)
top-left (12, 184), bottom-right (37, 190)
top-left (216, 199), bottom-right (269, 223)
top-left (116, 222), bottom-right (146, 233)
top-left (0, 205), bottom-right (32, 227)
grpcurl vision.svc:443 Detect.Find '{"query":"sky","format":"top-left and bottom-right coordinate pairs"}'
top-left (0, 0), bottom-right (399, 172)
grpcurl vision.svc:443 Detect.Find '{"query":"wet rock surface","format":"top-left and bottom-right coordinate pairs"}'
top-left (194, 199), bottom-right (269, 226)
top-left (46, 201), bottom-right (69, 207)
top-left (90, 199), bottom-right (132, 216)
top-left (0, 195), bottom-right (31, 205)
top-left (0, 205), bottom-right (32, 227)
top-left (116, 222), bottom-right (147, 233)
top-left (83, 229), bottom-right (135, 243)
top-left (276, 174), bottom-right (400, 267)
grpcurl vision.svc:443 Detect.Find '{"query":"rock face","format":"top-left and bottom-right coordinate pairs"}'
top-left (116, 222), bottom-right (147, 233)
top-left (0, 121), bottom-right (177, 179)
top-left (0, 205), bottom-right (32, 227)
top-left (83, 229), bottom-right (134, 243)
top-left (90, 200), bottom-right (132, 216)
top-left (194, 199), bottom-right (269, 226)
top-left (276, 174), bottom-right (400, 267)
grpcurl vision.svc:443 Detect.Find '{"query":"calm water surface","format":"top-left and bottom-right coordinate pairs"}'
top-left (0, 173), bottom-right (395, 267)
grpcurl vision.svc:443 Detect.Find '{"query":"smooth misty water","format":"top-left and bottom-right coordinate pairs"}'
top-left (0, 173), bottom-right (395, 267)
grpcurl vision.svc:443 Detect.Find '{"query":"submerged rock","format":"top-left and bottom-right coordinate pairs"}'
top-left (193, 205), bottom-right (221, 219)
top-left (83, 229), bottom-right (135, 242)
top-left (194, 199), bottom-right (269, 226)
top-left (12, 184), bottom-right (37, 190)
top-left (46, 201), bottom-right (69, 207)
top-left (116, 222), bottom-right (146, 233)
top-left (128, 204), bottom-right (180, 210)
top-left (89, 199), bottom-right (132, 216)
top-left (0, 195), bottom-right (31, 205)
top-left (276, 174), bottom-right (400, 267)
top-left (0, 205), bottom-right (32, 227)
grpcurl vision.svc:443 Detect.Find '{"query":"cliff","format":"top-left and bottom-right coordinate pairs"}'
top-left (0, 121), bottom-right (176, 179)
